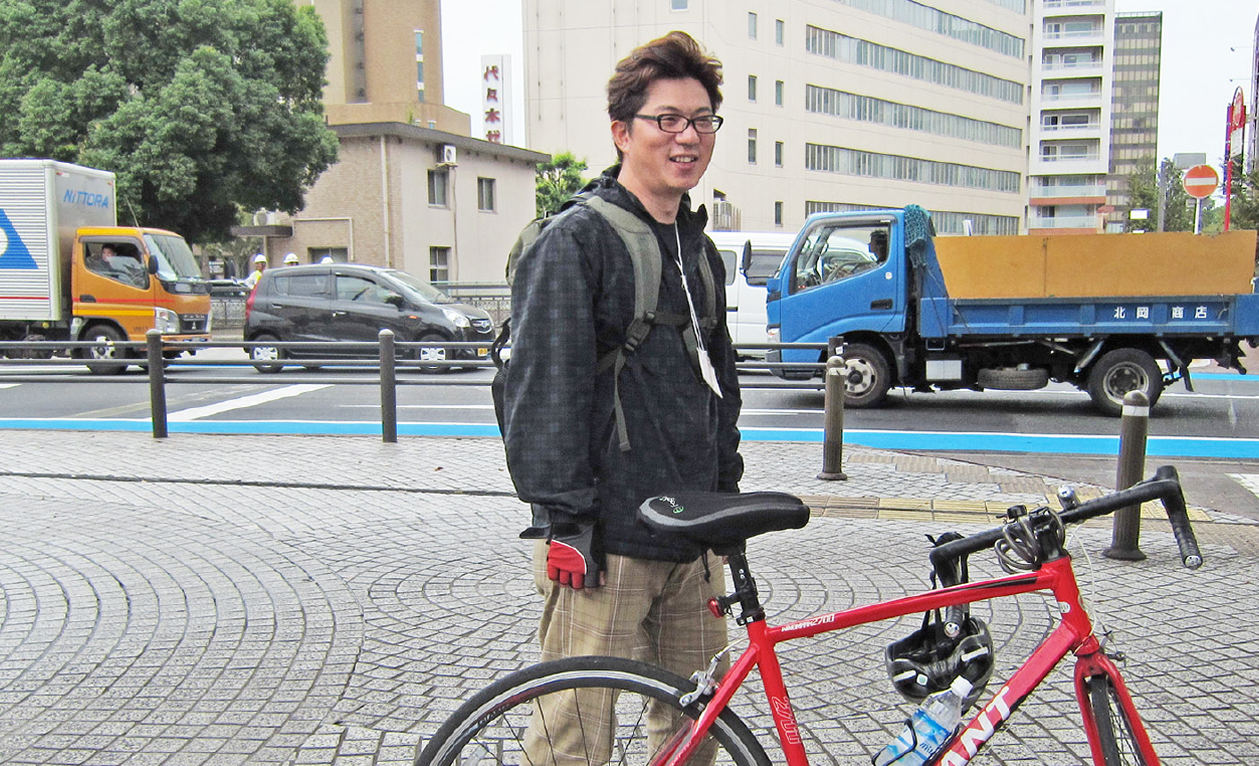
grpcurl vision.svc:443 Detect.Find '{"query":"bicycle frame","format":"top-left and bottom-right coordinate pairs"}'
top-left (663, 553), bottom-right (1159, 766)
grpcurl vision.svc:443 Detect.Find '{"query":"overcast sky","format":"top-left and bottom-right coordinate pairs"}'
top-left (441, 0), bottom-right (1259, 165)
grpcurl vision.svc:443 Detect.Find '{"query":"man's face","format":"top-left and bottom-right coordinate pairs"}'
top-left (102, 247), bottom-right (116, 260)
top-left (614, 77), bottom-right (716, 199)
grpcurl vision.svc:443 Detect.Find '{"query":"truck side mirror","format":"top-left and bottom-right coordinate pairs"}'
top-left (740, 240), bottom-right (752, 277)
top-left (147, 257), bottom-right (158, 275)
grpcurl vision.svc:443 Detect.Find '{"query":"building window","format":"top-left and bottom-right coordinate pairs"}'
top-left (774, 201), bottom-right (783, 226)
top-left (775, 80), bottom-right (784, 106)
top-left (748, 75), bottom-right (757, 102)
top-left (415, 30), bottom-right (425, 102)
top-left (776, 19), bottom-right (785, 45)
top-left (671, 0), bottom-right (687, 9)
top-left (430, 247), bottom-right (450, 282)
top-left (748, 12), bottom-right (758, 39)
top-left (748, 129), bottom-right (758, 164)
top-left (428, 169), bottom-right (448, 207)
top-left (477, 177), bottom-right (496, 212)
top-left (775, 141), bottom-right (784, 167)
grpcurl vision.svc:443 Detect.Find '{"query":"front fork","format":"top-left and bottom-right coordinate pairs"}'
top-left (1074, 640), bottom-right (1161, 765)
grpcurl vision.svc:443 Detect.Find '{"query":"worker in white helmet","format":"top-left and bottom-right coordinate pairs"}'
top-left (243, 253), bottom-right (267, 289)
top-left (283, 252), bottom-right (300, 266)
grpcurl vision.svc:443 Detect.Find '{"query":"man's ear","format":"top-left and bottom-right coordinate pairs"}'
top-left (611, 120), bottom-right (632, 154)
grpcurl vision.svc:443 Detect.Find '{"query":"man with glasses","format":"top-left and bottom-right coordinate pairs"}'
top-left (503, 30), bottom-right (743, 763)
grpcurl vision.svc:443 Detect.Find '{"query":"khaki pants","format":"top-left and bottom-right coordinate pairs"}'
top-left (525, 541), bottom-right (729, 766)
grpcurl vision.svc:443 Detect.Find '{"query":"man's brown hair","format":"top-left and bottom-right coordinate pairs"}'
top-left (606, 31), bottom-right (723, 127)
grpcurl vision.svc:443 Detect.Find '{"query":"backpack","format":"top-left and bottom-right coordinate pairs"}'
top-left (492, 192), bottom-right (719, 452)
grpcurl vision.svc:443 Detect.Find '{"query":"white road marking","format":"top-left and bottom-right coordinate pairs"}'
top-left (1230, 474), bottom-right (1259, 501)
top-left (169, 384), bottom-right (331, 421)
top-left (0, 383), bottom-right (18, 390)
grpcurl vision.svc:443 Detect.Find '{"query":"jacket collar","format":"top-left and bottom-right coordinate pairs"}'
top-left (590, 164), bottom-right (709, 231)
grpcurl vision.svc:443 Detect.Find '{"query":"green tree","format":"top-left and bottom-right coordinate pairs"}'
top-left (535, 152), bottom-right (588, 217)
top-left (1123, 158), bottom-right (1159, 232)
top-left (1226, 154), bottom-right (1259, 231)
top-left (0, 0), bottom-right (339, 243)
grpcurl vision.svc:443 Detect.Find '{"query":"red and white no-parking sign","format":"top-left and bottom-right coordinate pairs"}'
top-left (1182, 164), bottom-right (1219, 199)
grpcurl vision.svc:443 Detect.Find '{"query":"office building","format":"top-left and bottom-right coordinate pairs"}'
top-left (523, 0), bottom-right (1030, 235)
top-left (1106, 11), bottom-right (1162, 232)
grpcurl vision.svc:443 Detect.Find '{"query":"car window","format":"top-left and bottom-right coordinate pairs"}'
top-left (794, 223), bottom-right (890, 291)
top-left (336, 275), bottom-right (401, 305)
top-left (272, 273), bottom-right (327, 298)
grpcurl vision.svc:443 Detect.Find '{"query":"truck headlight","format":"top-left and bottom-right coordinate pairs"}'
top-left (154, 308), bottom-right (180, 333)
top-left (442, 308), bottom-right (471, 329)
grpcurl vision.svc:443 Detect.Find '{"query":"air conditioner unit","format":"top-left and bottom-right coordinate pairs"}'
top-left (441, 144), bottom-right (457, 165)
top-left (252, 210), bottom-right (280, 226)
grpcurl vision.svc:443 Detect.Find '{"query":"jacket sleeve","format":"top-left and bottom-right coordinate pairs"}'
top-left (705, 240), bottom-right (745, 492)
top-left (502, 221), bottom-right (601, 528)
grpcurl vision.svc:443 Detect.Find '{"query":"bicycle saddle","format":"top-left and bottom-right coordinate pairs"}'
top-left (638, 491), bottom-right (809, 553)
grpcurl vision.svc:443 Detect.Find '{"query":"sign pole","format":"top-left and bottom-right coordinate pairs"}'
top-left (1225, 102), bottom-right (1234, 232)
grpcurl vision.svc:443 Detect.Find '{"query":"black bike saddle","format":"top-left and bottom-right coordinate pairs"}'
top-left (638, 491), bottom-right (809, 554)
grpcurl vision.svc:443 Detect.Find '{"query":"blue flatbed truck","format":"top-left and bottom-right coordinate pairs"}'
top-left (765, 206), bottom-right (1259, 415)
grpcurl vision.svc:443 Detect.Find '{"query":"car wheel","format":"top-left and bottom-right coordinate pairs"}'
top-left (1086, 348), bottom-right (1162, 416)
top-left (839, 342), bottom-right (892, 408)
top-left (415, 332), bottom-right (451, 374)
top-left (250, 333), bottom-right (285, 373)
top-left (82, 325), bottom-right (129, 375)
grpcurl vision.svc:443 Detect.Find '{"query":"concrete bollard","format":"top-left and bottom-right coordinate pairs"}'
top-left (379, 329), bottom-right (398, 444)
top-left (817, 354), bottom-right (848, 481)
top-left (146, 329), bottom-right (168, 439)
top-left (1105, 390), bottom-right (1148, 561)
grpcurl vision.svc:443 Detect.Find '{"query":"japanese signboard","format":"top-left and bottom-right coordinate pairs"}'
top-left (481, 55), bottom-right (512, 145)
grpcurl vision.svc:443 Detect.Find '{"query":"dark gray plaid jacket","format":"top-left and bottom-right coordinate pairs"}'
top-left (502, 168), bottom-right (743, 563)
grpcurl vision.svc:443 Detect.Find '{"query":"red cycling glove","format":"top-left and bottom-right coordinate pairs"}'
top-left (547, 524), bottom-right (600, 590)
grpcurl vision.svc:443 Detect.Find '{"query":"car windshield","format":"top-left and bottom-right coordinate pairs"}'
top-left (384, 269), bottom-right (454, 304)
top-left (144, 233), bottom-right (203, 281)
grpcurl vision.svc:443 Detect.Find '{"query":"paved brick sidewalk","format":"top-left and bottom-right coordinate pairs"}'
top-left (0, 430), bottom-right (1254, 765)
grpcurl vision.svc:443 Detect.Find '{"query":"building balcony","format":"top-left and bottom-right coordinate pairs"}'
top-left (1029, 215), bottom-right (1102, 230)
top-left (1038, 122), bottom-right (1103, 137)
top-left (1043, 30), bottom-right (1105, 45)
top-left (1040, 92), bottom-right (1104, 106)
top-left (1043, 0), bottom-right (1105, 10)
top-left (1030, 183), bottom-right (1108, 199)
top-left (1041, 61), bottom-right (1105, 77)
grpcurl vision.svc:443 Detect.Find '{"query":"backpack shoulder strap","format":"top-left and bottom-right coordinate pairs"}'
top-left (584, 195), bottom-right (662, 352)
top-left (696, 238), bottom-right (719, 334)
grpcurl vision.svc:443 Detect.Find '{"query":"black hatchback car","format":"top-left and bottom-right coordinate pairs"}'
top-left (243, 263), bottom-right (495, 373)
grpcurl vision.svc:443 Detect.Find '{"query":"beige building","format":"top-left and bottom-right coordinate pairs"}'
top-left (524, 0), bottom-right (1031, 235)
top-left (243, 0), bottom-right (547, 283)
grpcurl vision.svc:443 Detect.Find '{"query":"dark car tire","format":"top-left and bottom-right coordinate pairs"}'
top-left (840, 342), bottom-right (893, 408)
top-left (82, 324), bottom-right (129, 375)
top-left (1086, 348), bottom-right (1162, 416)
top-left (415, 332), bottom-right (451, 374)
top-left (249, 333), bottom-right (286, 374)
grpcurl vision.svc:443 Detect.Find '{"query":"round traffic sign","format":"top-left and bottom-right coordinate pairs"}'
top-left (1183, 164), bottom-right (1219, 199)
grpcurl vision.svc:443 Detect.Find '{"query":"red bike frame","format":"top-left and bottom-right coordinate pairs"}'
top-left (664, 554), bottom-right (1159, 766)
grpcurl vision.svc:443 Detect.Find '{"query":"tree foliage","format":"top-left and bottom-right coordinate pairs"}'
top-left (0, 0), bottom-right (339, 243)
top-left (1226, 154), bottom-right (1259, 231)
top-left (535, 152), bottom-right (589, 217)
top-left (1125, 159), bottom-right (1204, 233)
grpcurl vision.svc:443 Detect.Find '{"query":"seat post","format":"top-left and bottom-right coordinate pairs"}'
top-left (724, 550), bottom-right (766, 625)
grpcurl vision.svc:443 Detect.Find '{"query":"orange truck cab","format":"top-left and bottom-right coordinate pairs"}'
top-left (0, 159), bottom-right (210, 373)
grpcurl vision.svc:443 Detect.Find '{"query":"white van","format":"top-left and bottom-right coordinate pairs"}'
top-left (709, 231), bottom-right (798, 358)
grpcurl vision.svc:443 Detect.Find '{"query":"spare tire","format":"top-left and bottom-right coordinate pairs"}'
top-left (977, 367), bottom-right (1049, 390)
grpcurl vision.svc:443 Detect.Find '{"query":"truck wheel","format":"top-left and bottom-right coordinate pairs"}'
top-left (1087, 348), bottom-right (1163, 416)
top-left (250, 333), bottom-right (286, 373)
top-left (841, 343), bottom-right (892, 408)
top-left (82, 325), bottom-right (129, 375)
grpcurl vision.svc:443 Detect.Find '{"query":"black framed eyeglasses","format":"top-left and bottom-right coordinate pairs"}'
top-left (633, 113), bottom-right (724, 134)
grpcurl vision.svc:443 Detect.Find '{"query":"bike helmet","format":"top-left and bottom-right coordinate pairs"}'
top-left (885, 613), bottom-right (994, 711)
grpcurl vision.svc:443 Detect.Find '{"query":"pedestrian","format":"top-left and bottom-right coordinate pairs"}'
top-left (283, 252), bottom-right (300, 266)
top-left (243, 254), bottom-right (267, 289)
top-left (502, 30), bottom-right (741, 764)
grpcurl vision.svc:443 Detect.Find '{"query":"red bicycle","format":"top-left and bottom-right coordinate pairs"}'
top-left (419, 465), bottom-right (1202, 766)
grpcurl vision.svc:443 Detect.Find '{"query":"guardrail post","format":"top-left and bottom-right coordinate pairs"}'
top-left (146, 330), bottom-right (168, 439)
top-left (1105, 390), bottom-right (1148, 561)
top-left (817, 353), bottom-right (848, 481)
top-left (379, 329), bottom-right (398, 443)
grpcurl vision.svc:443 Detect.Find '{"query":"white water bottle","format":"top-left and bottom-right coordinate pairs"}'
top-left (873, 677), bottom-right (972, 766)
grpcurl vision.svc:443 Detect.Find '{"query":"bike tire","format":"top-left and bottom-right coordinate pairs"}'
top-left (1087, 675), bottom-right (1151, 766)
top-left (417, 655), bottom-right (771, 766)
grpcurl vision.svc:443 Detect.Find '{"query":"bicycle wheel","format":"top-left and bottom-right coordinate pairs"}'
top-left (1086, 676), bottom-right (1151, 766)
top-left (418, 656), bottom-right (770, 766)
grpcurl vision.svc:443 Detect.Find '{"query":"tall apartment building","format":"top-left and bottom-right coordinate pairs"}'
top-left (524, 0), bottom-right (1030, 235)
top-left (1106, 11), bottom-right (1162, 232)
top-left (1027, 0), bottom-right (1115, 235)
top-left (246, 0), bottom-right (547, 282)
